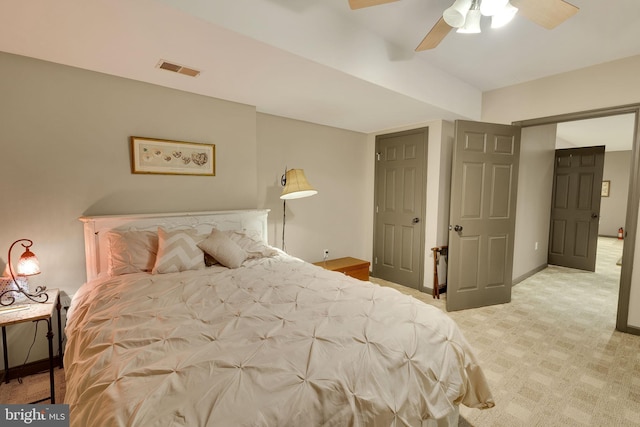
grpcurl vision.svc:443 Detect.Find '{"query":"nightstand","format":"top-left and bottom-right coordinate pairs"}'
top-left (0, 289), bottom-right (62, 403)
top-left (313, 257), bottom-right (370, 281)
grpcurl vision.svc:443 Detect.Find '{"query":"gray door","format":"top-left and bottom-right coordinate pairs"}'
top-left (372, 128), bottom-right (427, 289)
top-left (447, 120), bottom-right (521, 311)
top-left (548, 146), bottom-right (605, 271)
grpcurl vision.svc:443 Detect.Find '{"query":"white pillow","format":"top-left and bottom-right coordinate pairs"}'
top-left (224, 230), bottom-right (278, 259)
top-left (152, 228), bottom-right (206, 274)
top-left (107, 230), bottom-right (158, 276)
top-left (198, 228), bottom-right (247, 268)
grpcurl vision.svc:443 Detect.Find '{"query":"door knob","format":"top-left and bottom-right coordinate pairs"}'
top-left (453, 225), bottom-right (463, 232)
top-left (591, 213), bottom-right (599, 219)
top-left (412, 217), bottom-right (420, 224)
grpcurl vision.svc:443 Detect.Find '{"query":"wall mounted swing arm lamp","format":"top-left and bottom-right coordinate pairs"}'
top-left (0, 239), bottom-right (48, 306)
top-left (280, 168), bottom-right (318, 251)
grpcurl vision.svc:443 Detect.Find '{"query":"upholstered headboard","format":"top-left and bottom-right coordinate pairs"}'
top-left (79, 209), bottom-right (270, 282)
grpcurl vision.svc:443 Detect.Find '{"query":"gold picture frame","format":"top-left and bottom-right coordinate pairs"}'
top-left (130, 136), bottom-right (215, 176)
top-left (601, 180), bottom-right (610, 197)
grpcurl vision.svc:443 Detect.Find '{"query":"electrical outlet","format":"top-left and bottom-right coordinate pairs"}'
top-left (323, 249), bottom-right (329, 260)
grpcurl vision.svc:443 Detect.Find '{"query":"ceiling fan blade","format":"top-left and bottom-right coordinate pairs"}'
top-left (348, 0), bottom-right (400, 10)
top-left (511, 0), bottom-right (579, 29)
top-left (415, 17), bottom-right (453, 51)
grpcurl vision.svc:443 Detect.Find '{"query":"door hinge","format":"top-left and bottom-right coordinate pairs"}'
top-left (376, 152), bottom-right (381, 161)
top-left (376, 205), bottom-right (379, 214)
top-left (374, 257), bottom-right (378, 264)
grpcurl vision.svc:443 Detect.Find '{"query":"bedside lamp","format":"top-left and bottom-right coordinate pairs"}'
top-left (0, 239), bottom-right (48, 306)
top-left (280, 169), bottom-right (317, 251)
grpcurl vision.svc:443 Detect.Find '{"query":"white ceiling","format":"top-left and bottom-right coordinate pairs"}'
top-left (1, 0), bottom-right (640, 137)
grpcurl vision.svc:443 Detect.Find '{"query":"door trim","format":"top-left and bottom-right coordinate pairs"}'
top-left (514, 103), bottom-right (640, 334)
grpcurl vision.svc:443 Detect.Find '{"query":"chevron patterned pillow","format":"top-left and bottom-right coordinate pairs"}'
top-left (152, 228), bottom-right (206, 274)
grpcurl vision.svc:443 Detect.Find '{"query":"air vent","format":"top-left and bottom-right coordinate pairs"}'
top-left (157, 60), bottom-right (201, 77)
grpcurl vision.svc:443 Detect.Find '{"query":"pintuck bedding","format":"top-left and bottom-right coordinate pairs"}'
top-left (65, 211), bottom-right (494, 427)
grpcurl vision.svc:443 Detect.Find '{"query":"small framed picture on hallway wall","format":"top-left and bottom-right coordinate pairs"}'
top-left (602, 180), bottom-right (610, 197)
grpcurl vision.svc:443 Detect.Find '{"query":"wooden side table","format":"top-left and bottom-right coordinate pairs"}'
top-left (313, 257), bottom-right (370, 281)
top-left (0, 289), bottom-right (62, 403)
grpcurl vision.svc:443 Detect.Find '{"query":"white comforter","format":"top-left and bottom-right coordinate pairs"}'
top-left (65, 253), bottom-right (493, 426)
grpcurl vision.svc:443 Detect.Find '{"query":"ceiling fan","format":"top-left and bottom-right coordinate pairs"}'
top-left (348, 0), bottom-right (579, 51)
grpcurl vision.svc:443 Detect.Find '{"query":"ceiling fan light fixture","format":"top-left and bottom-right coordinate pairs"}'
top-left (456, 8), bottom-right (482, 33)
top-left (480, 0), bottom-right (509, 17)
top-left (443, 0), bottom-right (473, 28)
top-left (491, 2), bottom-right (518, 28)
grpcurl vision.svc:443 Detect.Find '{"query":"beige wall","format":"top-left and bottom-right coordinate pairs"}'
top-left (0, 53), bottom-right (372, 366)
top-left (630, 218), bottom-right (640, 328)
top-left (513, 124), bottom-right (557, 282)
top-left (482, 55), bottom-right (640, 125)
top-left (256, 113), bottom-right (370, 263)
top-left (1, 52), bottom-right (258, 295)
top-left (0, 52), bottom-right (258, 365)
top-left (600, 151), bottom-right (632, 237)
top-left (482, 54), bottom-right (640, 330)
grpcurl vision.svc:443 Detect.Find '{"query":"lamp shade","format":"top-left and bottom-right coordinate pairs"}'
top-left (17, 248), bottom-right (41, 276)
top-left (1, 239), bottom-right (48, 306)
top-left (280, 169), bottom-right (317, 200)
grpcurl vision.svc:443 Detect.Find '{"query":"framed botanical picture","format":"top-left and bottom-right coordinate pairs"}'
top-left (601, 180), bottom-right (610, 197)
top-left (130, 136), bottom-right (215, 176)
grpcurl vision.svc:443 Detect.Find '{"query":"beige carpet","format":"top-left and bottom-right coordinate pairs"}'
top-left (373, 237), bottom-right (640, 427)
top-left (0, 366), bottom-right (65, 404)
top-left (2, 238), bottom-right (638, 427)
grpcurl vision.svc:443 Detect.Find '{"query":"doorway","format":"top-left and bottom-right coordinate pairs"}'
top-left (514, 105), bottom-right (640, 334)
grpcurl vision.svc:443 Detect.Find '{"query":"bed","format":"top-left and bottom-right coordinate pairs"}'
top-left (65, 209), bottom-right (494, 427)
